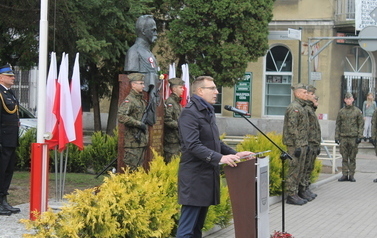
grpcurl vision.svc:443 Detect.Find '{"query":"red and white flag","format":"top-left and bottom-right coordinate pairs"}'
top-left (54, 53), bottom-right (75, 151)
top-left (45, 52), bottom-right (58, 148)
top-left (70, 53), bottom-right (83, 150)
top-left (181, 64), bottom-right (190, 107)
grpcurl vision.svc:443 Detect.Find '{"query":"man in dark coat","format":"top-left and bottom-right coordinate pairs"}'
top-left (0, 64), bottom-right (21, 216)
top-left (176, 76), bottom-right (252, 238)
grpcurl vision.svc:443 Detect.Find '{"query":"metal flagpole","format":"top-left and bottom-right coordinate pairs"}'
top-left (30, 0), bottom-right (49, 220)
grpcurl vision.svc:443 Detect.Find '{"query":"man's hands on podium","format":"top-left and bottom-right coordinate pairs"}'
top-left (220, 151), bottom-right (254, 167)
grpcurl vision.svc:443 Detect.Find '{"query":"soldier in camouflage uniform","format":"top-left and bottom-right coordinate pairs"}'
top-left (335, 92), bottom-right (364, 182)
top-left (118, 73), bottom-right (148, 171)
top-left (371, 108), bottom-right (377, 183)
top-left (283, 83), bottom-right (309, 205)
top-left (300, 86), bottom-right (321, 202)
top-left (164, 78), bottom-right (185, 163)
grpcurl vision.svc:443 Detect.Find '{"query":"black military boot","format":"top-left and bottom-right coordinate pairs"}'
top-left (338, 175), bottom-right (349, 182)
top-left (306, 189), bottom-right (317, 198)
top-left (1, 195), bottom-right (20, 214)
top-left (286, 194), bottom-right (307, 205)
top-left (348, 175), bottom-right (356, 182)
top-left (0, 196), bottom-right (11, 216)
top-left (298, 190), bottom-right (313, 202)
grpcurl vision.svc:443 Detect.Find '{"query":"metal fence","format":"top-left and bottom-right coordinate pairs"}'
top-left (13, 66), bottom-right (38, 115)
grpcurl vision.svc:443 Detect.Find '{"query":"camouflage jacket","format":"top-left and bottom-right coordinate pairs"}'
top-left (118, 89), bottom-right (148, 147)
top-left (335, 105), bottom-right (364, 140)
top-left (283, 98), bottom-right (309, 148)
top-left (305, 101), bottom-right (321, 146)
top-left (164, 93), bottom-right (182, 144)
top-left (371, 109), bottom-right (377, 141)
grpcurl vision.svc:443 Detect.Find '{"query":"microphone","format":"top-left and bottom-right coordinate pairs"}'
top-left (224, 105), bottom-right (250, 116)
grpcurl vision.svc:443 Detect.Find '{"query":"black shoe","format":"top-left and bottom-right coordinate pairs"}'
top-left (338, 175), bottom-right (349, 182)
top-left (286, 195), bottom-right (307, 205)
top-left (373, 178), bottom-right (377, 183)
top-left (363, 137), bottom-right (367, 142)
top-left (306, 189), bottom-right (317, 198)
top-left (1, 196), bottom-right (20, 214)
top-left (349, 175), bottom-right (356, 182)
top-left (298, 190), bottom-right (313, 202)
top-left (0, 205), bottom-right (11, 216)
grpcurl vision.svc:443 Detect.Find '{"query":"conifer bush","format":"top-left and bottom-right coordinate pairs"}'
top-left (21, 151), bottom-right (233, 237)
top-left (236, 132), bottom-right (321, 196)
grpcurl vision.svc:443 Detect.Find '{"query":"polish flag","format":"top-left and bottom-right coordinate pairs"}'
top-left (180, 64), bottom-right (190, 107)
top-left (70, 53), bottom-right (83, 150)
top-left (45, 52), bottom-right (59, 148)
top-left (54, 53), bottom-right (75, 151)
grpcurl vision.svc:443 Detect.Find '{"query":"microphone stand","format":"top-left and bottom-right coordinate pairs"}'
top-left (237, 113), bottom-right (292, 233)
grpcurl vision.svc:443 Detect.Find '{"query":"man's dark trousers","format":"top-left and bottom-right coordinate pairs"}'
top-left (0, 147), bottom-right (17, 196)
top-left (176, 205), bottom-right (209, 238)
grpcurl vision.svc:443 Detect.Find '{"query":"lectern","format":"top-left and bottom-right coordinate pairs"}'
top-left (224, 156), bottom-right (270, 238)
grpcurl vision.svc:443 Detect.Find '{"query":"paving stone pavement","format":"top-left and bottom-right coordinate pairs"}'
top-left (205, 146), bottom-right (377, 238)
top-left (1, 145), bottom-right (377, 238)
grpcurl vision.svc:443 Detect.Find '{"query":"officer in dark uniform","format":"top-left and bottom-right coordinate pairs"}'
top-left (163, 78), bottom-right (185, 163)
top-left (118, 73), bottom-right (148, 171)
top-left (0, 64), bottom-right (21, 215)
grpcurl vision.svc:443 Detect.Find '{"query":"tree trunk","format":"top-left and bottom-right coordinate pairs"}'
top-left (106, 75), bottom-right (120, 135)
top-left (91, 83), bottom-right (102, 132)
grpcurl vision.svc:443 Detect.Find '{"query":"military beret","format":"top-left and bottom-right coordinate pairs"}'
top-left (169, 78), bottom-right (185, 86)
top-left (307, 85), bottom-right (316, 93)
top-left (291, 83), bottom-right (307, 90)
top-left (128, 73), bottom-right (145, 82)
top-left (344, 92), bottom-right (353, 99)
top-left (0, 64), bottom-right (14, 76)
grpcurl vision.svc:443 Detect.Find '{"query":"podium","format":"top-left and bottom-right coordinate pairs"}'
top-left (224, 157), bottom-right (270, 238)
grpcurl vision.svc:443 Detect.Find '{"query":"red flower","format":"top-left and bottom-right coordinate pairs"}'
top-left (271, 230), bottom-right (294, 238)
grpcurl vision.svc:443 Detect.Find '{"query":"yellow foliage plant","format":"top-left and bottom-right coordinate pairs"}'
top-left (21, 150), bottom-right (233, 237)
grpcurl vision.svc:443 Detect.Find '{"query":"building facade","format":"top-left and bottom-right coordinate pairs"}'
top-left (221, 0), bottom-right (377, 124)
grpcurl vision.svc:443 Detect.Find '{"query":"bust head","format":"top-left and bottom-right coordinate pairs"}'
top-left (135, 15), bottom-right (157, 45)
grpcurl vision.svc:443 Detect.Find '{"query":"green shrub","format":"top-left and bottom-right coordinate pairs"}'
top-left (236, 132), bottom-right (321, 196)
top-left (80, 129), bottom-right (118, 173)
top-left (21, 151), bottom-right (233, 237)
top-left (16, 127), bottom-right (37, 170)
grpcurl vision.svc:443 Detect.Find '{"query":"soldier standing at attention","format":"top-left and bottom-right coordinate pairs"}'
top-left (335, 92), bottom-right (364, 182)
top-left (370, 106), bottom-right (377, 182)
top-left (163, 78), bottom-right (185, 163)
top-left (118, 73), bottom-right (148, 171)
top-left (300, 86), bottom-right (321, 202)
top-left (283, 83), bottom-right (309, 206)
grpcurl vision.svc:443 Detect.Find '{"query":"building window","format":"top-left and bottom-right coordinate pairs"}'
top-left (214, 87), bottom-right (222, 114)
top-left (265, 46), bottom-right (293, 116)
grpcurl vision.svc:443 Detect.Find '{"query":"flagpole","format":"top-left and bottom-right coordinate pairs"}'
top-left (37, 0), bottom-right (48, 142)
top-left (30, 0), bottom-right (49, 220)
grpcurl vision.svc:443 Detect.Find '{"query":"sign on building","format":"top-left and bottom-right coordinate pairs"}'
top-left (233, 72), bottom-right (252, 118)
top-left (355, 0), bottom-right (377, 31)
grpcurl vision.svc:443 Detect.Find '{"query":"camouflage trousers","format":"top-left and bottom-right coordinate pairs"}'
top-left (300, 144), bottom-right (319, 190)
top-left (163, 143), bottom-right (181, 164)
top-left (286, 146), bottom-right (307, 196)
top-left (123, 147), bottom-right (146, 171)
top-left (339, 137), bottom-right (358, 176)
